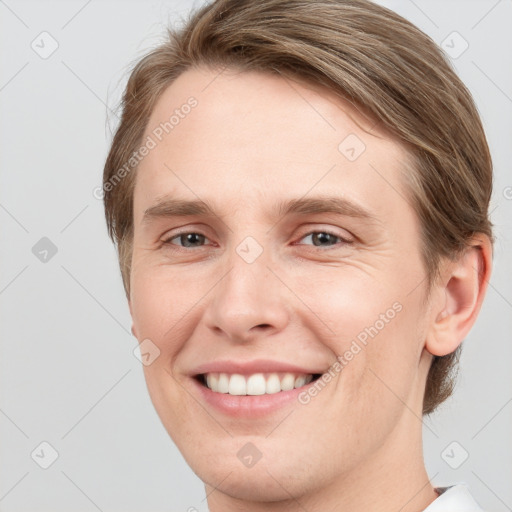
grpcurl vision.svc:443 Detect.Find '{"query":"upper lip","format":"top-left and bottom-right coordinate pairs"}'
top-left (190, 359), bottom-right (325, 377)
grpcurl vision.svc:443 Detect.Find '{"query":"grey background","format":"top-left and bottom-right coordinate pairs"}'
top-left (1, 0), bottom-right (511, 511)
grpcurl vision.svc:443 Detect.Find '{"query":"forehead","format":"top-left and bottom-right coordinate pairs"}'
top-left (134, 66), bottom-right (414, 223)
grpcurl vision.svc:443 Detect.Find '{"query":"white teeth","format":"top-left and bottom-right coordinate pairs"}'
top-left (228, 374), bottom-right (246, 395)
top-left (294, 375), bottom-right (306, 388)
top-left (217, 373), bottom-right (229, 393)
top-left (281, 373), bottom-right (296, 391)
top-left (246, 373), bottom-right (266, 395)
top-left (202, 372), bottom-right (316, 395)
top-left (266, 373), bottom-right (281, 394)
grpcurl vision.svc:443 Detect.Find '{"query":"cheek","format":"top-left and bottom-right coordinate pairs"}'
top-left (130, 263), bottom-right (194, 343)
top-left (341, 297), bottom-right (426, 420)
top-left (298, 266), bottom-right (401, 350)
top-left (308, 269), bottom-right (424, 408)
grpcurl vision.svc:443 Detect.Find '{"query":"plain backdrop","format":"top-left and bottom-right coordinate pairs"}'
top-left (1, 1), bottom-right (511, 511)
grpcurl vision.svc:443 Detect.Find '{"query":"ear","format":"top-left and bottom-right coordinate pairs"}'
top-left (128, 299), bottom-right (138, 339)
top-left (425, 234), bottom-right (493, 357)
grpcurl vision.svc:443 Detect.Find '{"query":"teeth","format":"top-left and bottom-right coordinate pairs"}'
top-left (202, 372), bottom-right (315, 395)
top-left (281, 373), bottom-right (296, 391)
top-left (294, 375), bottom-right (306, 388)
top-left (247, 374), bottom-right (266, 395)
top-left (217, 373), bottom-right (229, 393)
top-left (228, 374), bottom-right (246, 395)
top-left (266, 373), bottom-right (281, 394)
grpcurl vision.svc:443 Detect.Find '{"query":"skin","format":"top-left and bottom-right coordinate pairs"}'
top-left (128, 65), bottom-right (492, 511)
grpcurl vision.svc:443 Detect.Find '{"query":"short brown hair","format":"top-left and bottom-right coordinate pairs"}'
top-left (102, 0), bottom-right (493, 415)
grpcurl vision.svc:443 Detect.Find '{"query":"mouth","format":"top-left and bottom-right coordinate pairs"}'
top-left (194, 372), bottom-right (323, 395)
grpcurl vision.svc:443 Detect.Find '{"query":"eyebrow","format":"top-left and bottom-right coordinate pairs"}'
top-left (141, 195), bottom-right (380, 226)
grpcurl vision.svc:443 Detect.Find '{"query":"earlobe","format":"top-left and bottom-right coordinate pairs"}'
top-left (425, 235), bottom-right (492, 357)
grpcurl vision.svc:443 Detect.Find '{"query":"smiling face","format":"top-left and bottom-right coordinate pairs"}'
top-left (128, 66), bottom-right (437, 504)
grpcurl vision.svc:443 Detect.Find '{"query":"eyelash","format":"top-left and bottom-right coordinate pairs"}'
top-left (161, 229), bottom-right (352, 251)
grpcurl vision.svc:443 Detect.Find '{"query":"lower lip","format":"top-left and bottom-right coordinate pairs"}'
top-left (191, 377), bottom-right (317, 418)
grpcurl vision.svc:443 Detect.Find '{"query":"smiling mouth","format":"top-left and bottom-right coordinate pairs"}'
top-left (195, 372), bottom-right (323, 395)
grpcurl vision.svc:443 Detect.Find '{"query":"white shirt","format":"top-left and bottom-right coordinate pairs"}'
top-left (424, 483), bottom-right (485, 511)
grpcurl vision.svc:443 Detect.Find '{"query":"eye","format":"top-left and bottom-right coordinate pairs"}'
top-left (295, 230), bottom-right (352, 249)
top-left (162, 231), bottom-right (211, 249)
top-left (161, 229), bottom-right (352, 252)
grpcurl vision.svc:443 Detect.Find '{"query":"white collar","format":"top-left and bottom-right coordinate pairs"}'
top-left (423, 483), bottom-right (485, 511)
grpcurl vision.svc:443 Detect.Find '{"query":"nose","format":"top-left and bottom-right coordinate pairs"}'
top-left (202, 249), bottom-right (291, 344)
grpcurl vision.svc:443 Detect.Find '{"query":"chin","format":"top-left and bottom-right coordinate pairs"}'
top-left (178, 435), bottom-right (325, 503)
top-left (200, 462), bottom-right (311, 502)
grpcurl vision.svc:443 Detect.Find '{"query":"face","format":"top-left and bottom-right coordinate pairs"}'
top-left (128, 66), bottom-right (434, 501)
